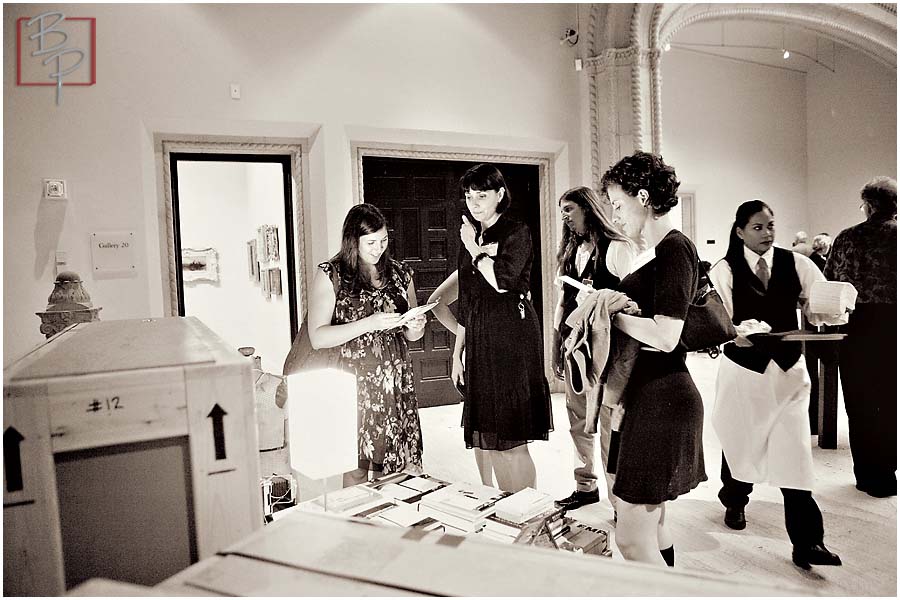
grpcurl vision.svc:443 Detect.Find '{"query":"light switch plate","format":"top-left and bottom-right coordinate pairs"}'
top-left (230, 83), bottom-right (241, 99)
top-left (43, 179), bottom-right (67, 200)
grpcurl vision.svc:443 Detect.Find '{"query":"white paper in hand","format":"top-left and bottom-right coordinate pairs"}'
top-left (396, 300), bottom-right (440, 327)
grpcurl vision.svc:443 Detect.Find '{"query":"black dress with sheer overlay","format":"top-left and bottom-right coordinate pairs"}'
top-left (611, 230), bottom-right (707, 504)
top-left (458, 213), bottom-right (553, 451)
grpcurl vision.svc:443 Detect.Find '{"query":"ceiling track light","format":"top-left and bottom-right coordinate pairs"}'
top-left (783, 48), bottom-right (791, 59)
top-left (663, 42), bottom-right (671, 52)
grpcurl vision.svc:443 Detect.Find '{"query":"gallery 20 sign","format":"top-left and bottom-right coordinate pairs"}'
top-left (16, 12), bottom-right (96, 105)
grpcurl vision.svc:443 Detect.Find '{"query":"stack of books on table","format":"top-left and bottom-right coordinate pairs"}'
top-left (364, 473), bottom-right (450, 504)
top-left (419, 482), bottom-right (510, 533)
top-left (482, 505), bottom-right (567, 544)
top-left (555, 521), bottom-right (612, 557)
top-left (492, 487), bottom-right (556, 523)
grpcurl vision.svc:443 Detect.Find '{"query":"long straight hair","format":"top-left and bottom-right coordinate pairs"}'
top-left (725, 199), bottom-right (773, 268)
top-left (331, 203), bottom-right (392, 292)
top-left (556, 186), bottom-right (633, 272)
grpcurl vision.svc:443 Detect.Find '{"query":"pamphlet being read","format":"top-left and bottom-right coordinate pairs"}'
top-left (396, 300), bottom-right (440, 327)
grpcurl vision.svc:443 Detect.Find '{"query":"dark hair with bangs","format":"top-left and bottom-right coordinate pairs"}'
top-left (460, 163), bottom-right (511, 213)
top-left (332, 203), bottom-right (392, 292)
top-left (600, 152), bottom-right (680, 215)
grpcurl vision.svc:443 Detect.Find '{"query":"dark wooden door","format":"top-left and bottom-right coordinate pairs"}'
top-left (363, 157), bottom-right (542, 408)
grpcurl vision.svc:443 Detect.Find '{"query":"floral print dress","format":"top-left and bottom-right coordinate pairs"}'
top-left (319, 259), bottom-right (423, 475)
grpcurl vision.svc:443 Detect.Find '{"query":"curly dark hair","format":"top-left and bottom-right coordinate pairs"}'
top-left (600, 151), bottom-right (681, 215)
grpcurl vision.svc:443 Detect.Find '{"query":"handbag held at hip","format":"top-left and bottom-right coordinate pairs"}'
top-left (678, 278), bottom-right (737, 353)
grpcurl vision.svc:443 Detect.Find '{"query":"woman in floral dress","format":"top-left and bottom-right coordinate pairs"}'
top-left (307, 204), bottom-right (427, 486)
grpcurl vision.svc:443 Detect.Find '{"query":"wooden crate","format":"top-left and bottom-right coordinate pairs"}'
top-left (3, 317), bottom-right (263, 596)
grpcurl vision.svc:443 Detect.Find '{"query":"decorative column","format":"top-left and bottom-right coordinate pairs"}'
top-left (585, 45), bottom-right (659, 190)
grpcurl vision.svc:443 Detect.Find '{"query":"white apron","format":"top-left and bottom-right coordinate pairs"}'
top-left (711, 354), bottom-right (816, 490)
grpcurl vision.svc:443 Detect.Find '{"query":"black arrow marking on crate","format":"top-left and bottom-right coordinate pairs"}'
top-left (207, 404), bottom-right (228, 460)
top-left (4, 427), bottom-right (25, 492)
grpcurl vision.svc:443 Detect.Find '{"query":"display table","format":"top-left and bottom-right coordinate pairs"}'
top-left (158, 508), bottom-right (812, 596)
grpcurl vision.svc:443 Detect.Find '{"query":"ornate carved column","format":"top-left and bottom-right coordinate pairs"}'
top-left (585, 45), bottom-right (659, 189)
top-left (583, 2), bottom-right (662, 190)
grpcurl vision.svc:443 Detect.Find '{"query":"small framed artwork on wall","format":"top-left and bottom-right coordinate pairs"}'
top-left (262, 265), bottom-right (271, 299)
top-left (268, 268), bottom-right (282, 296)
top-left (247, 240), bottom-right (257, 280)
top-left (182, 248), bottom-right (219, 283)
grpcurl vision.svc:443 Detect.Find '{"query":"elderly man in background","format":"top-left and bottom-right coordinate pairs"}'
top-left (791, 231), bottom-right (814, 257)
top-left (825, 176), bottom-right (897, 498)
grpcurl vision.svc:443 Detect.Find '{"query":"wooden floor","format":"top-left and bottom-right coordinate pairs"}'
top-left (416, 353), bottom-right (897, 597)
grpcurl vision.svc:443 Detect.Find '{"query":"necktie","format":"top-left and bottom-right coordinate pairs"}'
top-left (756, 257), bottom-right (770, 290)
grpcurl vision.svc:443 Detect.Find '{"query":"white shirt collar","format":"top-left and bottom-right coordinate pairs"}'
top-left (744, 244), bottom-right (774, 272)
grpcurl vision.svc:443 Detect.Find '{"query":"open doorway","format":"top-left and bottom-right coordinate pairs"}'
top-left (169, 153), bottom-right (298, 374)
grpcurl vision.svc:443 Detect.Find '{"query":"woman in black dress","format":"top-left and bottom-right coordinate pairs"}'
top-left (600, 152), bottom-right (706, 565)
top-left (451, 163), bottom-right (553, 493)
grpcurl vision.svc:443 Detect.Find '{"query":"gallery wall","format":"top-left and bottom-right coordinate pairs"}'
top-left (661, 35), bottom-right (896, 264)
top-left (660, 48), bottom-right (808, 264)
top-left (3, 3), bottom-right (582, 364)
top-left (806, 43), bottom-right (898, 238)
top-left (178, 161), bottom-right (290, 374)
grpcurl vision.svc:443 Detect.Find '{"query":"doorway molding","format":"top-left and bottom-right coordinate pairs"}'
top-left (351, 142), bottom-right (558, 384)
top-left (155, 135), bottom-right (306, 318)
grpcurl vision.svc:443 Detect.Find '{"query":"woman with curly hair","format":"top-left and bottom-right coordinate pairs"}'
top-left (552, 186), bottom-right (636, 512)
top-left (600, 152), bottom-right (707, 566)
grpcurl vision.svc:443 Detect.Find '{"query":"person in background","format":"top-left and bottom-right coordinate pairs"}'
top-left (803, 232), bottom-right (831, 429)
top-left (825, 176), bottom-right (897, 498)
top-left (709, 200), bottom-right (845, 571)
top-left (450, 163), bottom-right (553, 493)
top-left (791, 231), bottom-right (814, 257)
top-left (600, 152), bottom-right (707, 567)
top-left (810, 233), bottom-right (831, 272)
top-left (552, 186), bottom-right (635, 513)
top-left (306, 203), bottom-right (427, 486)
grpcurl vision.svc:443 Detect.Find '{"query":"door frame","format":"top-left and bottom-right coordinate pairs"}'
top-left (156, 136), bottom-right (307, 327)
top-left (352, 143), bottom-right (557, 383)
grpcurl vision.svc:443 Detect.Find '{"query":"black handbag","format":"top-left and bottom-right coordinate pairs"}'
top-left (275, 267), bottom-right (353, 407)
top-left (678, 279), bottom-right (737, 353)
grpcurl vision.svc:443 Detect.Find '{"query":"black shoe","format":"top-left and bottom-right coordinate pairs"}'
top-left (724, 507), bottom-right (746, 530)
top-left (858, 478), bottom-right (897, 498)
top-left (792, 543), bottom-right (842, 570)
top-left (556, 489), bottom-right (600, 511)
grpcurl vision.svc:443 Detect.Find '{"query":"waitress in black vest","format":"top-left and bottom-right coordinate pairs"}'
top-left (708, 200), bottom-right (844, 570)
top-left (552, 186), bottom-right (635, 512)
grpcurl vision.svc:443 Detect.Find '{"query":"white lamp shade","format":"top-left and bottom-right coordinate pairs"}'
top-left (287, 368), bottom-right (358, 479)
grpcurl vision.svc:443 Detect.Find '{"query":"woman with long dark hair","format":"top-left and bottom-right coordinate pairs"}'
top-left (600, 152), bottom-right (706, 566)
top-left (709, 199), bottom-right (844, 570)
top-left (552, 186), bottom-right (635, 512)
top-left (307, 203), bottom-right (427, 485)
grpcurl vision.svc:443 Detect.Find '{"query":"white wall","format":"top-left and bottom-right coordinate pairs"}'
top-left (178, 162), bottom-right (290, 374)
top-left (807, 43), bottom-right (897, 238)
top-left (4, 3), bottom-right (582, 364)
top-left (660, 49), bottom-right (808, 264)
